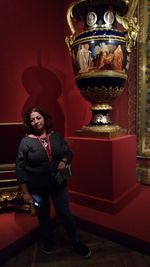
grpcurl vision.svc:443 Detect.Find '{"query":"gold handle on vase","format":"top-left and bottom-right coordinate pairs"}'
top-left (116, 0), bottom-right (139, 52)
top-left (65, 1), bottom-right (76, 52)
top-left (126, 0), bottom-right (138, 18)
top-left (66, 1), bottom-right (77, 35)
top-left (65, 0), bottom-right (86, 51)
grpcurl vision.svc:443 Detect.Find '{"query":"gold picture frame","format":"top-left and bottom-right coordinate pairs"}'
top-left (137, 0), bottom-right (150, 158)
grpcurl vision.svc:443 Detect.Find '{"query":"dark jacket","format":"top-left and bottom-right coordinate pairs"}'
top-left (16, 131), bottom-right (72, 188)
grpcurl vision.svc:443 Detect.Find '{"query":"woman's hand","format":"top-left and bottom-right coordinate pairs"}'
top-left (57, 159), bottom-right (67, 172)
top-left (20, 183), bottom-right (33, 204)
top-left (22, 191), bottom-right (33, 204)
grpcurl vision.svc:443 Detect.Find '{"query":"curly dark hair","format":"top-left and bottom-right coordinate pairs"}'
top-left (23, 106), bottom-right (53, 134)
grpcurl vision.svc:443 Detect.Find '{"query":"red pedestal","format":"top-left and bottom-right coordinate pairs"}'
top-left (67, 135), bottom-right (140, 213)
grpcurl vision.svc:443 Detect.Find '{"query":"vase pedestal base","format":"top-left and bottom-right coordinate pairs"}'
top-left (67, 135), bottom-right (140, 214)
top-left (75, 125), bottom-right (127, 138)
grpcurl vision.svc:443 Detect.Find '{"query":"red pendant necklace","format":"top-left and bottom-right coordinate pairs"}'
top-left (36, 135), bottom-right (52, 162)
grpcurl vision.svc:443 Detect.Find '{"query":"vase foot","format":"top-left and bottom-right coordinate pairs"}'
top-left (75, 125), bottom-right (127, 138)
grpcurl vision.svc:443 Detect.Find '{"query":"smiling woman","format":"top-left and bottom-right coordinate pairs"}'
top-left (15, 106), bottom-right (91, 258)
top-left (30, 112), bottom-right (45, 132)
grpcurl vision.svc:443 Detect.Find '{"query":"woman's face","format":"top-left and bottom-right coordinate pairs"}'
top-left (30, 111), bottom-right (45, 133)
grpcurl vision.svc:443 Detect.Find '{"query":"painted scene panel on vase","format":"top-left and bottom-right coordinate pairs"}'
top-left (72, 40), bottom-right (129, 76)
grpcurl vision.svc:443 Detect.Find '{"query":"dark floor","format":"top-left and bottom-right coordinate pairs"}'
top-left (1, 225), bottom-right (150, 267)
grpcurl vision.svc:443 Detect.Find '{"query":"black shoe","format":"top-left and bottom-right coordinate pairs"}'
top-left (73, 241), bottom-right (91, 258)
top-left (42, 240), bottom-right (53, 255)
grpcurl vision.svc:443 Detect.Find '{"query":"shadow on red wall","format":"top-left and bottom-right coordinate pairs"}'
top-left (21, 64), bottom-right (65, 136)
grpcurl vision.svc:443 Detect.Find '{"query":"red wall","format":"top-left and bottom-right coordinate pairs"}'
top-left (0, 0), bottom-right (135, 138)
top-left (0, 0), bottom-right (66, 135)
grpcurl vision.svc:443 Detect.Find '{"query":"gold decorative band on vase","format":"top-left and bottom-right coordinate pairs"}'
top-left (66, 0), bottom-right (139, 137)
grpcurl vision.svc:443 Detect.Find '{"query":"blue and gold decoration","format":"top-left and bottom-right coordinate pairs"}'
top-left (66, 0), bottom-right (139, 137)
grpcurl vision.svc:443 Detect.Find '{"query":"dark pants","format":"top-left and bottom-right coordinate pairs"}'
top-left (36, 186), bottom-right (79, 244)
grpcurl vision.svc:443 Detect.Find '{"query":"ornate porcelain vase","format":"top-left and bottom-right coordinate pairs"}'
top-left (66, 0), bottom-right (139, 137)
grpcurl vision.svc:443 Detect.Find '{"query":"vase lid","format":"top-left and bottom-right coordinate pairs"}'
top-left (72, 0), bottom-right (129, 21)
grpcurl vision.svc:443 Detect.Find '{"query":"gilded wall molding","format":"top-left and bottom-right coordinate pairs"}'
top-left (128, 47), bottom-right (137, 134)
top-left (0, 122), bottom-right (22, 125)
top-left (137, 0), bottom-right (150, 157)
top-left (137, 164), bottom-right (150, 185)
